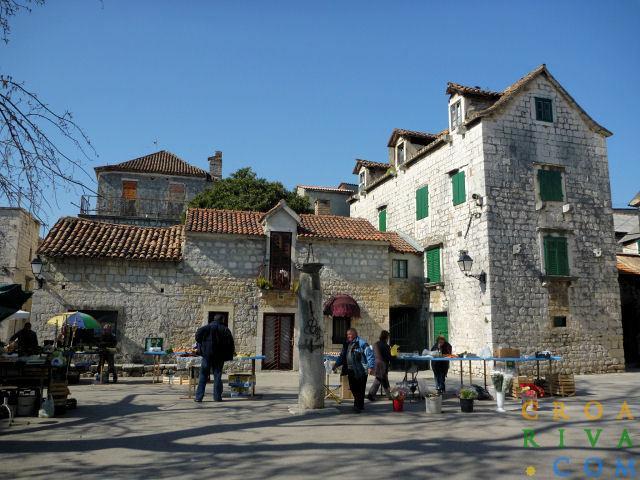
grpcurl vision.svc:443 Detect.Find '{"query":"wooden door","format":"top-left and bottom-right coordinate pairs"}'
top-left (433, 312), bottom-right (449, 342)
top-left (262, 314), bottom-right (294, 370)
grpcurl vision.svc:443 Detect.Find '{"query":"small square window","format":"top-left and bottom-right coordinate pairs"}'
top-left (552, 316), bottom-right (567, 328)
top-left (535, 97), bottom-right (553, 122)
top-left (392, 259), bottom-right (408, 279)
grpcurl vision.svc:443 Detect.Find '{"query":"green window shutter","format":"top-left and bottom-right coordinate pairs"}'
top-left (538, 169), bottom-right (563, 202)
top-left (433, 312), bottom-right (448, 341)
top-left (416, 186), bottom-right (428, 220)
top-left (426, 247), bottom-right (441, 283)
top-left (544, 236), bottom-right (569, 276)
top-left (452, 171), bottom-right (465, 206)
top-left (535, 98), bottom-right (544, 121)
top-left (535, 97), bottom-right (553, 122)
top-left (378, 208), bottom-right (387, 232)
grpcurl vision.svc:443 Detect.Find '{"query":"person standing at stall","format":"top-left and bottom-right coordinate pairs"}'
top-left (431, 335), bottom-right (452, 394)
top-left (9, 322), bottom-right (38, 355)
top-left (333, 328), bottom-right (375, 413)
top-left (367, 330), bottom-right (392, 401)
top-left (97, 324), bottom-right (117, 383)
top-left (194, 314), bottom-right (235, 402)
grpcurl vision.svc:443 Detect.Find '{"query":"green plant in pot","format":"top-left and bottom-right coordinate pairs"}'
top-left (256, 276), bottom-right (273, 290)
top-left (459, 387), bottom-right (478, 413)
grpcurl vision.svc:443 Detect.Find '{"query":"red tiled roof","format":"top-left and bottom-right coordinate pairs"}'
top-left (297, 185), bottom-right (357, 194)
top-left (185, 207), bottom-right (419, 253)
top-left (95, 150), bottom-right (210, 178)
top-left (352, 159), bottom-right (390, 174)
top-left (383, 232), bottom-right (421, 255)
top-left (446, 82), bottom-right (503, 99)
top-left (387, 128), bottom-right (440, 147)
top-left (617, 254), bottom-right (640, 276)
top-left (186, 209), bottom-right (264, 236)
top-left (38, 217), bottom-right (183, 261)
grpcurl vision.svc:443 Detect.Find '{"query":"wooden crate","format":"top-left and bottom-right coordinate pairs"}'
top-left (511, 376), bottom-right (531, 398)
top-left (549, 373), bottom-right (575, 397)
top-left (162, 375), bottom-right (189, 385)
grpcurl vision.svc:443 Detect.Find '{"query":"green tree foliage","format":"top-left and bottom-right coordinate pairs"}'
top-left (188, 167), bottom-right (312, 214)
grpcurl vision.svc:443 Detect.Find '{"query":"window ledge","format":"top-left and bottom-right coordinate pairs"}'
top-left (424, 281), bottom-right (445, 289)
top-left (540, 275), bottom-right (576, 284)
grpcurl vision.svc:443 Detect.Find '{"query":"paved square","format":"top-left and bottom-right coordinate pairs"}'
top-left (1, 371), bottom-right (638, 479)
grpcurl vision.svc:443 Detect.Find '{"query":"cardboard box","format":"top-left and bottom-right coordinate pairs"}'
top-left (493, 348), bottom-right (521, 358)
top-left (340, 375), bottom-right (353, 400)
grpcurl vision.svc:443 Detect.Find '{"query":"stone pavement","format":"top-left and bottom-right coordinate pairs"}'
top-left (0, 371), bottom-right (638, 480)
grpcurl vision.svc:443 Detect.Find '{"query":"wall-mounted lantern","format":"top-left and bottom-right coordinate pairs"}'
top-left (457, 250), bottom-right (486, 284)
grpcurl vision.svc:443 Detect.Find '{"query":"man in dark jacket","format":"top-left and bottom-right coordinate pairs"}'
top-left (9, 322), bottom-right (38, 355)
top-left (195, 314), bottom-right (235, 402)
top-left (367, 330), bottom-right (392, 401)
top-left (97, 323), bottom-right (117, 383)
top-left (333, 328), bottom-right (375, 413)
top-left (431, 335), bottom-right (452, 393)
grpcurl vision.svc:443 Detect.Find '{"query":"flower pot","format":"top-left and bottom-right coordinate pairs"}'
top-left (426, 395), bottom-right (442, 414)
top-left (459, 398), bottom-right (474, 413)
top-left (392, 398), bottom-right (404, 412)
top-left (496, 392), bottom-right (505, 412)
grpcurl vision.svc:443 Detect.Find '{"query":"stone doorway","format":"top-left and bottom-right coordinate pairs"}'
top-left (262, 313), bottom-right (294, 370)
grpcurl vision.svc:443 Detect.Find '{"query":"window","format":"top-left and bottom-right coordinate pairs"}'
top-left (538, 169), bottom-right (563, 202)
top-left (332, 317), bottom-right (351, 344)
top-left (451, 170), bottom-right (466, 206)
top-left (416, 186), bottom-right (429, 220)
top-left (378, 207), bottom-right (387, 232)
top-left (269, 232), bottom-right (292, 289)
top-left (359, 171), bottom-right (366, 193)
top-left (207, 311), bottom-right (229, 327)
top-left (425, 246), bottom-right (442, 283)
top-left (396, 143), bottom-right (405, 166)
top-left (543, 235), bottom-right (570, 276)
top-left (392, 259), bottom-right (408, 279)
top-left (552, 316), bottom-right (567, 328)
top-left (450, 101), bottom-right (462, 130)
top-left (168, 182), bottom-right (186, 201)
top-left (122, 180), bottom-right (137, 200)
top-left (535, 97), bottom-right (553, 122)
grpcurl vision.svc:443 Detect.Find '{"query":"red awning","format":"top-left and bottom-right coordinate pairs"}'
top-left (323, 295), bottom-right (360, 318)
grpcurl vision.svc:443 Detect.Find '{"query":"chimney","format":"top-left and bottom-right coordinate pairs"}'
top-left (208, 151), bottom-right (222, 181)
top-left (314, 199), bottom-right (331, 215)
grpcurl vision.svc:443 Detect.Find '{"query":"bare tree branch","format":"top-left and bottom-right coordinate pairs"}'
top-left (0, 0), bottom-right (43, 44)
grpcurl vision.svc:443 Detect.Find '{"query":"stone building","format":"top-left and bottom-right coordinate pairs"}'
top-left (30, 201), bottom-right (421, 368)
top-left (349, 64), bottom-right (624, 374)
top-left (296, 183), bottom-right (358, 216)
top-left (0, 207), bottom-right (40, 340)
top-left (80, 150), bottom-right (219, 227)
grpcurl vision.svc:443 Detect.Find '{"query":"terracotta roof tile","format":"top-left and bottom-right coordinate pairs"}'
top-left (446, 82), bottom-right (503, 98)
top-left (38, 217), bottom-right (183, 261)
top-left (298, 214), bottom-right (388, 242)
top-left (186, 208), bottom-right (264, 236)
top-left (617, 254), bottom-right (640, 276)
top-left (352, 159), bottom-right (390, 174)
top-left (297, 185), bottom-right (357, 194)
top-left (387, 128), bottom-right (440, 147)
top-left (383, 232), bottom-right (421, 255)
top-left (95, 150), bottom-right (210, 178)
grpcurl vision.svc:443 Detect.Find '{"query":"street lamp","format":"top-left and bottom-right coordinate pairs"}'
top-left (30, 256), bottom-right (45, 288)
top-left (457, 250), bottom-right (486, 283)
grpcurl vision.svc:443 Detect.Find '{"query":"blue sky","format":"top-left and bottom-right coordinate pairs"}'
top-left (3, 0), bottom-right (639, 228)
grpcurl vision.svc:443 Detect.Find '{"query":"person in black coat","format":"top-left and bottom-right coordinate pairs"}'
top-left (9, 322), bottom-right (38, 355)
top-left (367, 330), bottom-right (392, 401)
top-left (195, 314), bottom-right (235, 402)
top-left (431, 335), bottom-right (452, 393)
top-left (97, 323), bottom-right (118, 383)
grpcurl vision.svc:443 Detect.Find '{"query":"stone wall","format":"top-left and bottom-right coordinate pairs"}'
top-left (350, 123), bottom-right (493, 360)
top-left (482, 75), bottom-right (624, 374)
top-left (30, 234), bottom-right (396, 370)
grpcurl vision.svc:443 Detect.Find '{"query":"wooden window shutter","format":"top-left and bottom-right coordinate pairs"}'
top-left (538, 169), bottom-right (563, 202)
top-left (426, 247), bottom-right (441, 283)
top-left (122, 181), bottom-right (137, 200)
top-left (544, 236), bottom-right (569, 276)
top-left (452, 171), bottom-right (465, 206)
top-left (416, 186), bottom-right (428, 220)
top-left (379, 208), bottom-right (387, 232)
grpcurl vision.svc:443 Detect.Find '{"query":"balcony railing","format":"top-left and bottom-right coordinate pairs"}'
top-left (80, 195), bottom-right (188, 220)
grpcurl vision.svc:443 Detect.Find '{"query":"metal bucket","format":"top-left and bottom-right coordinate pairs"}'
top-left (426, 395), bottom-right (442, 414)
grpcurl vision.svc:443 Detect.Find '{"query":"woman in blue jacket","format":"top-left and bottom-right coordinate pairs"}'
top-left (333, 328), bottom-right (375, 412)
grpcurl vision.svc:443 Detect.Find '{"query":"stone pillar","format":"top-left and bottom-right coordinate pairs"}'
top-left (296, 262), bottom-right (325, 410)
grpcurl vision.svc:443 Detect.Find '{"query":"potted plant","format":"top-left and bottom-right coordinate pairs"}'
top-left (459, 387), bottom-right (478, 413)
top-left (256, 276), bottom-right (273, 290)
top-left (425, 391), bottom-right (442, 414)
top-left (491, 371), bottom-right (513, 413)
top-left (389, 386), bottom-right (408, 412)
